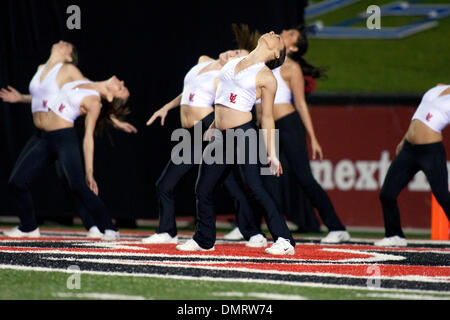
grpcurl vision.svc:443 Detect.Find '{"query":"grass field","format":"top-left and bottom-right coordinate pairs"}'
top-left (0, 223), bottom-right (448, 302)
top-left (304, 0), bottom-right (450, 93)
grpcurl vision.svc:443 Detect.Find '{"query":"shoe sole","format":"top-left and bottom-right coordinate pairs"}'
top-left (265, 250), bottom-right (295, 255)
top-left (142, 237), bottom-right (178, 244)
top-left (3, 233), bottom-right (40, 238)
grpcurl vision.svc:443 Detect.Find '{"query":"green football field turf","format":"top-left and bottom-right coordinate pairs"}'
top-left (1, 268), bottom-right (449, 301)
top-left (304, 0), bottom-right (450, 94)
top-left (0, 224), bottom-right (448, 301)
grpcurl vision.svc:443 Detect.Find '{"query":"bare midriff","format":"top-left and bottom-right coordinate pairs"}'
top-left (32, 112), bottom-right (49, 130)
top-left (180, 105), bottom-right (214, 129)
top-left (41, 110), bottom-right (74, 131)
top-left (405, 120), bottom-right (442, 144)
top-left (214, 104), bottom-right (252, 131)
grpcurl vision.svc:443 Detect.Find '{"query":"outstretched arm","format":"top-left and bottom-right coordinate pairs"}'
top-left (260, 70), bottom-right (282, 177)
top-left (289, 63), bottom-right (323, 160)
top-left (0, 86), bottom-right (32, 104)
top-left (146, 93), bottom-right (182, 126)
top-left (83, 97), bottom-right (102, 195)
top-left (110, 114), bottom-right (137, 133)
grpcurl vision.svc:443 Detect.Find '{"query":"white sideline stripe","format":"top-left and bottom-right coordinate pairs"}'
top-left (53, 292), bottom-right (147, 300)
top-left (213, 291), bottom-right (307, 300)
top-left (1, 245), bottom-right (448, 261)
top-left (1, 264), bottom-right (450, 296)
top-left (357, 293), bottom-right (450, 300)
top-left (40, 256), bottom-right (450, 284)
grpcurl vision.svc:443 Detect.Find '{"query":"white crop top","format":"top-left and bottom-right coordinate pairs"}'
top-left (180, 61), bottom-right (220, 108)
top-left (412, 85), bottom-right (450, 134)
top-left (28, 62), bottom-right (64, 114)
top-left (215, 57), bottom-right (266, 113)
top-left (48, 80), bottom-right (100, 123)
top-left (256, 66), bottom-right (292, 105)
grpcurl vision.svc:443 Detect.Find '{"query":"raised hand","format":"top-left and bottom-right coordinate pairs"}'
top-left (146, 107), bottom-right (168, 126)
top-left (0, 86), bottom-right (22, 103)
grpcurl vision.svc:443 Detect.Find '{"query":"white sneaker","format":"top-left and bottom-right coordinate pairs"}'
top-left (246, 234), bottom-right (267, 248)
top-left (224, 227), bottom-right (244, 240)
top-left (102, 230), bottom-right (120, 241)
top-left (87, 226), bottom-right (103, 239)
top-left (264, 237), bottom-right (295, 255)
top-left (2, 226), bottom-right (40, 238)
top-left (374, 236), bottom-right (407, 247)
top-left (320, 231), bottom-right (351, 244)
top-left (142, 233), bottom-right (178, 244)
top-left (176, 239), bottom-right (214, 251)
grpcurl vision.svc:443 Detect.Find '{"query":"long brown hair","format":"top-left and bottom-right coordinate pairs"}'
top-left (231, 23), bottom-right (261, 51)
top-left (289, 25), bottom-right (328, 79)
top-left (95, 96), bottom-right (130, 137)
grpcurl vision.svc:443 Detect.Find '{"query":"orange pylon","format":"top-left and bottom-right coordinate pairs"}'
top-left (431, 194), bottom-right (449, 240)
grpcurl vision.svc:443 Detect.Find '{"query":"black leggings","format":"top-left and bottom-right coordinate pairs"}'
top-left (380, 140), bottom-right (450, 238)
top-left (155, 113), bottom-right (260, 240)
top-left (193, 121), bottom-right (295, 249)
top-left (9, 131), bottom-right (95, 230)
top-left (276, 112), bottom-right (345, 231)
top-left (8, 128), bottom-right (116, 232)
top-left (237, 112), bottom-right (346, 233)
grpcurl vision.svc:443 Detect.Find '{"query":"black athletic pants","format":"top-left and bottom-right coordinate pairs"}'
top-left (8, 128), bottom-right (116, 232)
top-left (238, 112), bottom-right (346, 234)
top-left (193, 121), bottom-right (295, 249)
top-left (380, 140), bottom-right (450, 238)
top-left (9, 131), bottom-right (95, 230)
top-left (155, 113), bottom-right (260, 240)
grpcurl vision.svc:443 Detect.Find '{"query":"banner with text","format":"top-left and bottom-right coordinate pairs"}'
top-left (308, 105), bottom-right (450, 229)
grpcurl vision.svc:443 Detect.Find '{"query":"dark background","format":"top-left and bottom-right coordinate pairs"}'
top-left (0, 0), bottom-right (308, 223)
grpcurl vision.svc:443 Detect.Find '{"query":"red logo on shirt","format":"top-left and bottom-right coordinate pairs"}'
top-left (230, 93), bottom-right (237, 104)
top-left (58, 104), bottom-right (65, 113)
top-left (42, 100), bottom-right (48, 108)
top-left (426, 113), bottom-right (433, 122)
top-left (189, 93), bottom-right (195, 102)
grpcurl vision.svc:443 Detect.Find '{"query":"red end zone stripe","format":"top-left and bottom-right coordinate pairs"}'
top-left (175, 262), bottom-right (450, 278)
top-left (0, 243), bottom-right (405, 261)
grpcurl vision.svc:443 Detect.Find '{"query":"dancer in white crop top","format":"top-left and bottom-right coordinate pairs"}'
top-left (1, 41), bottom-right (136, 239)
top-left (376, 84), bottom-right (450, 247)
top-left (253, 25), bottom-right (350, 245)
top-left (146, 49), bottom-right (248, 129)
top-left (5, 74), bottom-right (130, 241)
top-left (177, 31), bottom-right (297, 256)
top-left (0, 41), bottom-right (76, 130)
top-left (142, 47), bottom-right (251, 245)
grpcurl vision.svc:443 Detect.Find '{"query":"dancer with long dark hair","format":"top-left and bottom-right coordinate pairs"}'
top-left (257, 26), bottom-right (350, 244)
top-left (176, 31), bottom-right (296, 255)
top-left (0, 41), bottom-right (136, 238)
top-left (3, 65), bottom-right (129, 240)
top-left (143, 48), bottom-right (268, 248)
top-left (376, 84), bottom-right (450, 247)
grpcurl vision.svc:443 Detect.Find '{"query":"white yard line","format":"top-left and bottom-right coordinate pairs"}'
top-left (53, 292), bottom-right (147, 300)
top-left (357, 293), bottom-right (450, 300)
top-left (213, 291), bottom-right (307, 300)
